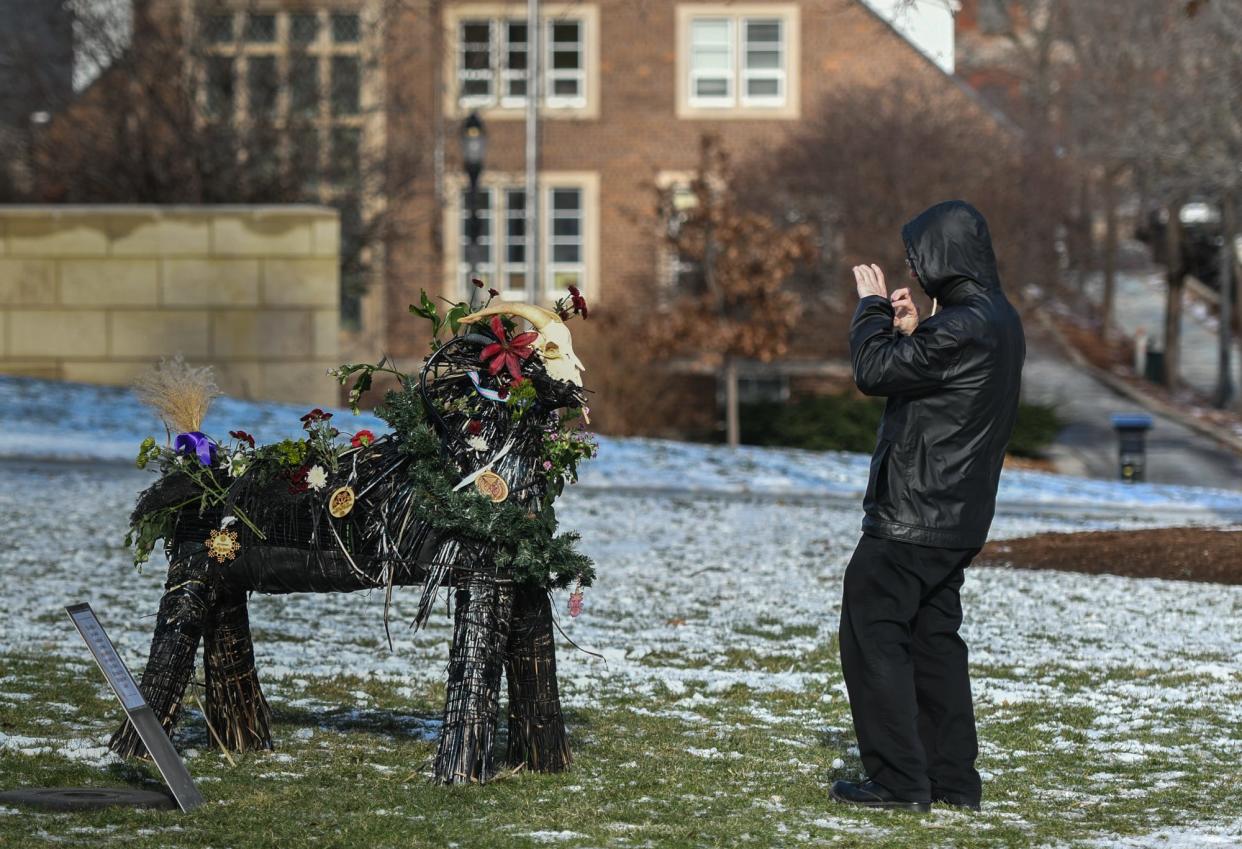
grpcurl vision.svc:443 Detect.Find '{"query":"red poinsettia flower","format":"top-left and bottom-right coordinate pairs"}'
top-left (350, 429), bottom-right (375, 448)
top-left (568, 285), bottom-right (589, 319)
top-left (229, 429), bottom-right (256, 449)
top-left (480, 315), bottom-right (538, 382)
top-left (300, 408), bottom-right (333, 429)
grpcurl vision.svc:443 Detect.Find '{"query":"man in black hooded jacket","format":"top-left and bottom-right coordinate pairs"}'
top-left (830, 201), bottom-right (1025, 813)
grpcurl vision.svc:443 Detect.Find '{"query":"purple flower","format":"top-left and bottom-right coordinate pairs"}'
top-left (174, 431), bottom-right (216, 466)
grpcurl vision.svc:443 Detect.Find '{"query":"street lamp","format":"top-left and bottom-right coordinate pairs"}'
top-left (461, 111), bottom-right (488, 306)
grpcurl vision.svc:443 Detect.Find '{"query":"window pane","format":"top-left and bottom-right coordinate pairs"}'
top-left (552, 49), bottom-right (580, 70)
top-left (746, 77), bottom-right (780, 97)
top-left (244, 13), bottom-right (275, 42)
top-left (461, 188), bottom-right (494, 287)
top-left (746, 48), bottom-right (780, 69)
top-left (247, 56), bottom-right (277, 119)
top-left (504, 20), bottom-right (528, 99)
top-left (552, 270), bottom-right (581, 290)
top-left (552, 189), bottom-right (580, 210)
top-left (505, 188), bottom-right (526, 276)
top-left (330, 127), bottom-right (362, 187)
top-left (691, 18), bottom-right (733, 96)
top-left (290, 13), bottom-right (319, 44)
top-left (552, 22), bottom-right (580, 44)
top-left (206, 56), bottom-right (234, 118)
top-left (552, 78), bottom-right (580, 96)
top-left (332, 13), bottom-right (360, 43)
top-left (462, 22), bottom-right (491, 69)
top-left (460, 20), bottom-right (494, 101)
top-left (331, 56), bottom-right (360, 114)
top-left (290, 56), bottom-right (319, 116)
top-left (746, 20), bottom-right (781, 43)
top-left (691, 19), bottom-right (730, 45)
top-left (507, 22), bottom-right (528, 53)
top-left (202, 14), bottom-right (234, 44)
top-left (549, 187), bottom-right (584, 287)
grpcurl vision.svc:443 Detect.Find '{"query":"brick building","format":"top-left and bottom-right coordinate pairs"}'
top-left (375, 0), bottom-right (1002, 432)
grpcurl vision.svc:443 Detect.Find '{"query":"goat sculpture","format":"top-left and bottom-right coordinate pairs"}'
top-left (111, 298), bottom-right (595, 784)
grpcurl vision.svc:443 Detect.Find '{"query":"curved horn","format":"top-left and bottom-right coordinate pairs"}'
top-left (460, 302), bottom-right (562, 329)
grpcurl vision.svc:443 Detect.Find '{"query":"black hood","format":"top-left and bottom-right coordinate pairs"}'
top-left (901, 200), bottom-right (1000, 301)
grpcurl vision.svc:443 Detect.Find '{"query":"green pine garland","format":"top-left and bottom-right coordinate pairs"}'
top-left (374, 388), bottom-right (594, 589)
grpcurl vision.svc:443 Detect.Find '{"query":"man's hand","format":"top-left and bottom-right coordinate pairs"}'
top-left (853, 264), bottom-right (888, 300)
top-left (890, 287), bottom-right (919, 335)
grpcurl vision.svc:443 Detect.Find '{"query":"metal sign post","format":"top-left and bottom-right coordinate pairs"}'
top-left (65, 603), bottom-right (204, 812)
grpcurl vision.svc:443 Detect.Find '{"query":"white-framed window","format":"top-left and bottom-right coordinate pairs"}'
top-left (503, 187), bottom-right (528, 293)
top-left (459, 186), bottom-right (496, 291)
top-left (454, 15), bottom-right (587, 110)
top-left (679, 6), bottom-right (797, 116)
top-left (689, 18), bottom-right (734, 106)
top-left (546, 20), bottom-right (585, 107)
top-left (198, 9), bottom-right (369, 189)
top-left (458, 19), bottom-right (495, 104)
top-left (547, 186), bottom-right (584, 292)
top-left (456, 181), bottom-right (590, 300)
top-left (742, 18), bottom-right (785, 105)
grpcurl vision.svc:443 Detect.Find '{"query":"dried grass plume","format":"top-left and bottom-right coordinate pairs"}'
top-left (133, 355), bottom-right (221, 436)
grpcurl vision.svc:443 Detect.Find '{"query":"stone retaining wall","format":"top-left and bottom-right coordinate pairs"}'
top-left (0, 205), bottom-right (341, 405)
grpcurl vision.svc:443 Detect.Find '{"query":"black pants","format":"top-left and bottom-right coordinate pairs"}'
top-left (838, 533), bottom-right (982, 803)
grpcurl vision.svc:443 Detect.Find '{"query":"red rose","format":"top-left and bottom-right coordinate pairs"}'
top-left (350, 429), bottom-right (375, 448)
top-left (471, 277), bottom-right (485, 288)
top-left (466, 420), bottom-right (482, 435)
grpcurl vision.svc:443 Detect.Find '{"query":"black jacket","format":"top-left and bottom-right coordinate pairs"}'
top-left (849, 201), bottom-right (1025, 549)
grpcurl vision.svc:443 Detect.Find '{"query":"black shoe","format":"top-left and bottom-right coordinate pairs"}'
top-left (933, 792), bottom-right (981, 811)
top-left (830, 780), bottom-right (930, 813)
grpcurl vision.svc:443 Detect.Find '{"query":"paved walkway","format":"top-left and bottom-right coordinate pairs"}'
top-left (1021, 328), bottom-right (1242, 490)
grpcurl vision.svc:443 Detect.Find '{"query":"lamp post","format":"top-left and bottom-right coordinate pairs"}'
top-left (461, 111), bottom-right (488, 306)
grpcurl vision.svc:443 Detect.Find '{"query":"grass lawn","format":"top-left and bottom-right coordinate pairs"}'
top-left (1, 462), bottom-right (1240, 848)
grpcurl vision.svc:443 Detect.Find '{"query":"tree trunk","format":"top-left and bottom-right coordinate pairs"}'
top-left (724, 355), bottom-right (740, 447)
top-left (1216, 193), bottom-right (1236, 409)
top-left (1101, 171), bottom-right (1119, 334)
top-left (1163, 204), bottom-right (1184, 392)
top-left (1075, 174), bottom-right (1094, 296)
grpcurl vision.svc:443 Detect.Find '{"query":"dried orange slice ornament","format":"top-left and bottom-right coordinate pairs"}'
top-left (475, 471), bottom-right (509, 503)
top-left (328, 485), bottom-right (356, 518)
top-left (206, 528), bottom-right (240, 563)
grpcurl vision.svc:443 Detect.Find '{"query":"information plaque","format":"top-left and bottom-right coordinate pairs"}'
top-left (66, 603), bottom-right (204, 812)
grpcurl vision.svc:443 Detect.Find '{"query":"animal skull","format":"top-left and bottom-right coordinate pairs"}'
top-left (460, 302), bottom-right (586, 386)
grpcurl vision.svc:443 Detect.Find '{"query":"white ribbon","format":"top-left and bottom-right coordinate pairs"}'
top-left (453, 437), bottom-right (516, 491)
